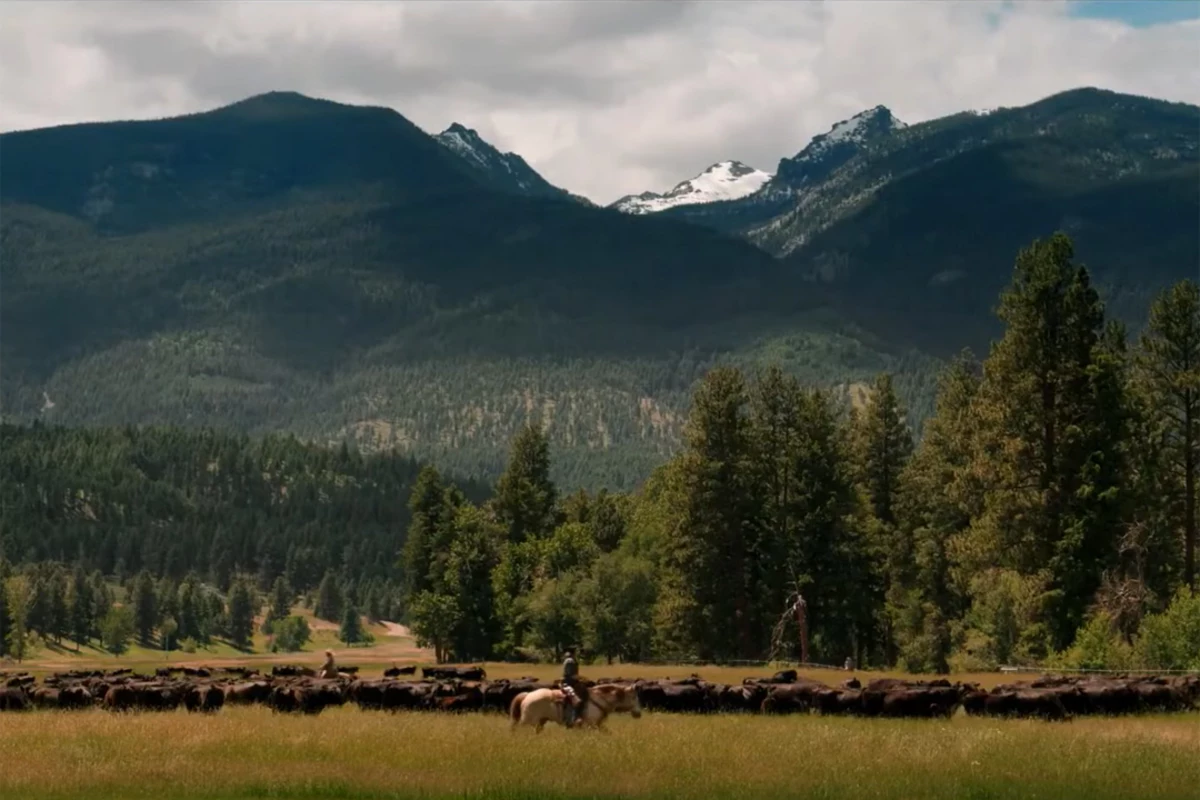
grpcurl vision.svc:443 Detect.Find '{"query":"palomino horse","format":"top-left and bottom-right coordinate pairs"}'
top-left (510, 684), bottom-right (642, 733)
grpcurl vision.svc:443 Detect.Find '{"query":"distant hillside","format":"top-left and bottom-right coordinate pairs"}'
top-left (0, 92), bottom-right (936, 490)
top-left (649, 89), bottom-right (1200, 354)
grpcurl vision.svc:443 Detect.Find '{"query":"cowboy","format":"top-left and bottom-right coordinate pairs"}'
top-left (319, 650), bottom-right (338, 679)
top-left (561, 647), bottom-right (587, 727)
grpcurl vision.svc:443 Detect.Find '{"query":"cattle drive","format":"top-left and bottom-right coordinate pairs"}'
top-left (2, 662), bottom-right (1197, 723)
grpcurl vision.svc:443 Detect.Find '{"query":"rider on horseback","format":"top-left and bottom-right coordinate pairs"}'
top-left (561, 647), bottom-right (587, 727)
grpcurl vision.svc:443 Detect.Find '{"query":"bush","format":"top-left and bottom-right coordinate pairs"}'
top-left (1134, 589), bottom-right (1200, 671)
top-left (271, 616), bottom-right (311, 653)
top-left (100, 606), bottom-right (135, 656)
top-left (1051, 611), bottom-right (1134, 671)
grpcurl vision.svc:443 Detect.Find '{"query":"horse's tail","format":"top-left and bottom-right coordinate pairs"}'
top-left (509, 692), bottom-right (527, 726)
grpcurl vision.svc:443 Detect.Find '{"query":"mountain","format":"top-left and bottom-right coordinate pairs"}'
top-left (435, 122), bottom-right (582, 202)
top-left (5, 87), bottom-right (1191, 488)
top-left (654, 89), bottom-right (1200, 354)
top-left (610, 160), bottom-right (772, 214)
top-left (1, 91), bottom-right (927, 491)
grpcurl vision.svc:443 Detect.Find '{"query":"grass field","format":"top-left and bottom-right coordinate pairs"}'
top-left (9, 613), bottom-right (1195, 799)
top-left (9, 608), bottom-right (426, 677)
top-left (1, 704), bottom-right (1196, 800)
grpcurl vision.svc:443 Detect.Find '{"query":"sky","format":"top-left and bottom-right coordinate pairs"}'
top-left (1, 0), bottom-right (1197, 205)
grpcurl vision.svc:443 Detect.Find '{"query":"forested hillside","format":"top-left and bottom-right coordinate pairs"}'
top-left (0, 91), bottom-right (939, 490)
top-left (4, 233), bottom-right (1197, 672)
top-left (657, 89), bottom-right (1200, 355)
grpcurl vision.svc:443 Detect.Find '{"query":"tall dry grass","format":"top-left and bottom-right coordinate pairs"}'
top-left (1, 705), bottom-right (1196, 800)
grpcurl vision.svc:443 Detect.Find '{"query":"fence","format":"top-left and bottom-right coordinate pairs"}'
top-left (997, 665), bottom-right (1200, 676)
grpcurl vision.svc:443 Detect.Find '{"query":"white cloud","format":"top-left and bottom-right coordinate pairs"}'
top-left (0, 0), bottom-right (1196, 204)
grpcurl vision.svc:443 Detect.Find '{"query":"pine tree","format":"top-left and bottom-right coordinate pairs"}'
top-left (157, 577), bottom-right (180, 628)
top-left (100, 606), bottom-right (134, 656)
top-left (177, 576), bottom-right (202, 643)
top-left (47, 568), bottom-right (69, 644)
top-left (339, 600), bottom-right (364, 645)
top-left (5, 576), bottom-right (30, 661)
top-left (400, 466), bottom-right (457, 601)
top-left (0, 573), bottom-right (10, 658)
top-left (850, 372), bottom-right (915, 664)
top-left (1136, 279), bottom-right (1200, 593)
top-left (314, 570), bottom-right (343, 622)
top-left (894, 351), bottom-right (981, 672)
top-left (963, 232), bottom-right (1129, 655)
top-left (443, 505), bottom-right (503, 660)
top-left (68, 565), bottom-right (93, 650)
top-left (268, 576), bottom-right (293, 623)
top-left (852, 373), bottom-right (914, 526)
top-left (132, 570), bottom-right (158, 645)
top-left (227, 579), bottom-right (255, 650)
top-left (89, 572), bottom-right (111, 640)
top-left (491, 424), bottom-right (558, 544)
top-left (25, 572), bottom-right (51, 638)
top-left (667, 366), bottom-right (762, 660)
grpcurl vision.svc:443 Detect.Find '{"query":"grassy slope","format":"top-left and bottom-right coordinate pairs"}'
top-left (1, 707), bottom-right (1195, 800)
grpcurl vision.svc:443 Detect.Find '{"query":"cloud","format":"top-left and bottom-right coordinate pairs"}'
top-left (1, 0), bottom-right (1197, 204)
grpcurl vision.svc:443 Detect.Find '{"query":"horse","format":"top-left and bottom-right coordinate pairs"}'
top-left (510, 684), bottom-right (642, 734)
top-left (510, 687), bottom-right (570, 733)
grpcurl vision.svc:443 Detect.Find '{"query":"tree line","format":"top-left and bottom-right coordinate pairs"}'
top-left (3, 232), bottom-right (1198, 671)
top-left (400, 233), bottom-right (1199, 671)
top-left (0, 424), bottom-right (487, 660)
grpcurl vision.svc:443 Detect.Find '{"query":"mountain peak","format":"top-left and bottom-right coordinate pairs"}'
top-left (768, 105), bottom-right (906, 192)
top-left (611, 160), bottom-right (772, 214)
top-left (811, 105), bottom-right (906, 150)
top-left (210, 91), bottom-right (351, 120)
top-left (435, 123), bottom-right (572, 200)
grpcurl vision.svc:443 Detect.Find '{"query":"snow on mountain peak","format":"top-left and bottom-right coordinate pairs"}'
top-left (767, 105), bottom-right (907, 193)
top-left (435, 123), bottom-right (570, 198)
top-left (809, 105), bottom-right (905, 151)
top-left (612, 160), bottom-right (773, 214)
top-left (437, 123), bottom-right (494, 169)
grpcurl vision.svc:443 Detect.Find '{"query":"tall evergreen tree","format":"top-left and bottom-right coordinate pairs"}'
top-left (0, 572), bottom-right (10, 658)
top-left (443, 505), bottom-right (504, 660)
top-left (666, 366), bottom-right (762, 660)
top-left (227, 579), bottom-right (255, 650)
top-left (47, 568), bottom-right (70, 644)
top-left (268, 576), bottom-right (293, 623)
top-left (400, 466), bottom-right (457, 601)
top-left (963, 232), bottom-right (1129, 655)
top-left (850, 372), bottom-right (915, 664)
top-left (177, 575), bottom-right (203, 643)
top-left (68, 565), bottom-right (93, 650)
top-left (339, 600), bottom-right (364, 644)
top-left (1136, 279), bottom-right (1200, 593)
top-left (5, 576), bottom-right (30, 661)
top-left (315, 570), bottom-right (344, 622)
top-left (131, 570), bottom-right (159, 645)
top-left (895, 351), bottom-right (981, 672)
top-left (852, 373), bottom-right (915, 527)
top-left (491, 424), bottom-right (558, 544)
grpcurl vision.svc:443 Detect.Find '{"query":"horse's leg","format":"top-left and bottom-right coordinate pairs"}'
top-left (536, 718), bottom-right (546, 734)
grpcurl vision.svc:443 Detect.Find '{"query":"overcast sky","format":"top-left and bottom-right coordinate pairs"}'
top-left (2, 0), bottom-right (1198, 204)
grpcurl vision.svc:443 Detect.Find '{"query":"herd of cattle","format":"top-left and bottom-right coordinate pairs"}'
top-left (2, 664), bottom-right (1198, 722)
